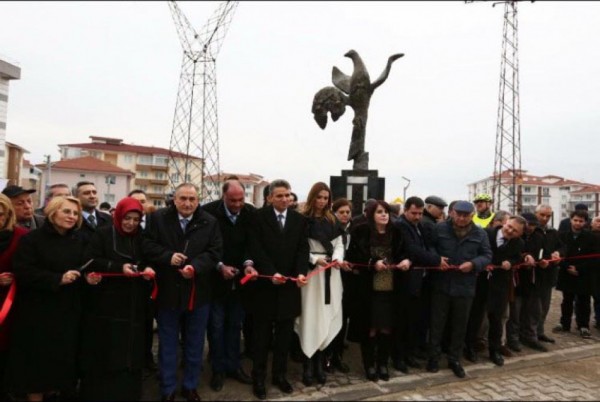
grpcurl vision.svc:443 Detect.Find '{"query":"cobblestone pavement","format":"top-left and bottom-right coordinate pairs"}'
top-left (142, 290), bottom-right (600, 401)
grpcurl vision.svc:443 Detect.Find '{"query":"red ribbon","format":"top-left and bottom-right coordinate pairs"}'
top-left (240, 261), bottom-right (338, 286)
top-left (0, 281), bottom-right (16, 326)
top-left (88, 271), bottom-right (158, 300)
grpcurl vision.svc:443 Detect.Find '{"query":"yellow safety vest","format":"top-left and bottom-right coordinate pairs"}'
top-left (473, 212), bottom-right (495, 228)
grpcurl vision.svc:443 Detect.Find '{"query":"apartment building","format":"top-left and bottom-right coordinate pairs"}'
top-left (58, 136), bottom-right (202, 207)
top-left (0, 58), bottom-right (21, 182)
top-left (467, 169), bottom-right (598, 228)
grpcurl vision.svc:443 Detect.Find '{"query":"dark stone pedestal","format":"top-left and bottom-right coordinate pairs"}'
top-left (330, 170), bottom-right (385, 216)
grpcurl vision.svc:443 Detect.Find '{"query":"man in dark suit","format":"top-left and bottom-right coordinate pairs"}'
top-left (465, 215), bottom-right (526, 367)
top-left (203, 179), bottom-right (255, 391)
top-left (74, 181), bottom-right (112, 242)
top-left (143, 183), bottom-right (222, 402)
top-left (244, 179), bottom-right (309, 400)
top-left (1, 185), bottom-right (45, 229)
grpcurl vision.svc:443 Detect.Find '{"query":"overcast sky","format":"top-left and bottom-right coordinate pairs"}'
top-left (2, 1), bottom-right (599, 202)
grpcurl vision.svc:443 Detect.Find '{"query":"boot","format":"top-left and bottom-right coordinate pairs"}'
top-left (377, 333), bottom-right (391, 381)
top-left (314, 351), bottom-right (327, 385)
top-left (361, 337), bottom-right (377, 381)
top-left (331, 351), bottom-right (350, 373)
top-left (302, 355), bottom-right (314, 386)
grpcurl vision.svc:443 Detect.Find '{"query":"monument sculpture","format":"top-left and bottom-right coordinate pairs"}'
top-left (312, 50), bottom-right (404, 170)
top-left (313, 50), bottom-right (404, 215)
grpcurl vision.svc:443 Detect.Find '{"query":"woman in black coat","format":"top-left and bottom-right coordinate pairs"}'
top-left (346, 200), bottom-right (410, 382)
top-left (6, 196), bottom-right (86, 401)
top-left (79, 197), bottom-right (155, 401)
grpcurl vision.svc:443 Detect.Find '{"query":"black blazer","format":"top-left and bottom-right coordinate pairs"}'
top-left (78, 210), bottom-right (112, 243)
top-left (246, 205), bottom-right (309, 320)
top-left (486, 226), bottom-right (524, 290)
top-left (202, 200), bottom-right (256, 301)
top-left (143, 205), bottom-right (222, 309)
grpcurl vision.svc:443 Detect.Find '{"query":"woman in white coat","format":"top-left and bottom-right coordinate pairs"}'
top-left (295, 182), bottom-right (345, 386)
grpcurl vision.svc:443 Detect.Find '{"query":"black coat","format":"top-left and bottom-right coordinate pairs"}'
top-left (143, 205), bottom-right (222, 309)
top-left (394, 215), bottom-right (440, 296)
top-left (6, 223), bottom-right (86, 394)
top-left (78, 210), bottom-right (112, 244)
top-left (202, 200), bottom-right (256, 302)
top-left (534, 226), bottom-right (564, 289)
top-left (485, 226), bottom-right (524, 303)
top-left (80, 226), bottom-right (152, 374)
top-left (246, 206), bottom-right (309, 320)
top-left (345, 223), bottom-right (407, 342)
top-left (517, 228), bottom-right (545, 296)
top-left (557, 229), bottom-right (595, 295)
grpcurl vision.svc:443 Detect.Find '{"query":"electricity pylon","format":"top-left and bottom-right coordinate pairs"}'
top-left (167, 1), bottom-right (238, 201)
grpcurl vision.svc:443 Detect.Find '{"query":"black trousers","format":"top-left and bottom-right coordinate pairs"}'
top-left (466, 273), bottom-right (509, 352)
top-left (560, 292), bottom-right (591, 330)
top-left (393, 293), bottom-right (423, 361)
top-left (251, 317), bottom-right (294, 382)
top-left (429, 291), bottom-right (473, 362)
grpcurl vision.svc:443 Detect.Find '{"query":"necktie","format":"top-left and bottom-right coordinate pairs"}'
top-left (180, 218), bottom-right (189, 231)
top-left (277, 214), bottom-right (285, 231)
top-left (88, 214), bottom-right (97, 228)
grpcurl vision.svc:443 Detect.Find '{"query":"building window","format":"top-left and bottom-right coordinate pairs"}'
top-left (153, 186), bottom-right (163, 194)
top-left (155, 172), bottom-right (164, 180)
top-left (154, 155), bottom-right (168, 166)
top-left (104, 194), bottom-right (115, 203)
top-left (185, 174), bottom-right (191, 182)
top-left (137, 155), bottom-right (152, 165)
top-left (153, 199), bottom-right (163, 207)
top-left (124, 154), bottom-right (133, 163)
top-left (542, 187), bottom-right (550, 196)
top-left (170, 173), bottom-right (180, 183)
top-left (140, 171), bottom-right (148, 178)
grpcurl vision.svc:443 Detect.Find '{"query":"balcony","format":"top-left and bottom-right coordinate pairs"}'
top-left (147, 192), bottom-right (166, 200)
top-left (136, 163), bottom-right (168, 172)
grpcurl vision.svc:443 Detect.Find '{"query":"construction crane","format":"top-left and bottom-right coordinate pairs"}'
top-left (468, 0), bottom-right (532, 214)
top-left (167, 1), bottom-right (238, 202)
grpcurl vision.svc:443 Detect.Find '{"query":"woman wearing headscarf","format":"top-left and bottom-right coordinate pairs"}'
top-left (79, 197), bottom-right (155, 401)
top-left (295, 182), bottom-right (346, 386)
top-left (346, 200), bottom-right (410, 382)
top-left (6, 196), bottom-right (85, 401)
top-left (0, 194), bottom-right (28, 399)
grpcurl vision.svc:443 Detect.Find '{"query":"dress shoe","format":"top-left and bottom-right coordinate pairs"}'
top-left (181, 388), bottom-right (201, 401)
top-left (426, 359), bottom-right (439, 373)
top-left (272, 376), bottom-right (293, 394)
top-left (521, 339), bottom-right (548, 352)
top-left (393, 358), bottom-right (409, 374)
top-left (489, 351), bottom-right (504, 367)
top-left (331, 353), bottom-right (350, 373)
top-left (378, 365), bottom-right (390, 381)
top-left (252, 381), bottom-right (267, 400)
top-left (365, 366), bottom-right (378, 381)
top-left (210, 372), bottom-right (224, 392)
top-left (405, 356), bottom-right (422, 369)
top-left (464, 347), bottom-right (478, 363)
top-left (500, 345), bottom-right (513, 357)
top-left (506, 341), bottom-right (522, 353)
top-left (161, 392), bottom-right (176, 402)
top-left (538, 334), bottom-right (556, 343)
top-left (552, 324), bottom-right (570, 333)
top-left (227, 368), bottom-right (253, 385)
top-left (448, 360), bottom-right (466, 378)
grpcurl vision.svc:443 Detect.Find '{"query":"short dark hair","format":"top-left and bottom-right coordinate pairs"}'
top-left (571, 210), bottom-right (589, 220)
top-left (74, 181), bottom-right (95, 196)
top-left (290, 192), bottom-right (298, 202)
top-left (404, 196), bottom-right (424, 210)
top-left (99, 201), bottom-right (111, 210)
top-left (128, 189), bottom-right (147, 197)
top-left (268, 179), bottom-right (291, 194)
top-left (332, 198), bottom-right (351, 213)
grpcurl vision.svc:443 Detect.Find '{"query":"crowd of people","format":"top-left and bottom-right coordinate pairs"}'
top-left (0, 178), bottom-right (599, 402)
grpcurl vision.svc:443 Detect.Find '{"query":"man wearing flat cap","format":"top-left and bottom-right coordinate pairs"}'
top-left (427, 200), bottom-right (492, 378)
top-left (423, 196), bottom-right (447, 228)
top-left (1, 185), bottom-right (45, 229)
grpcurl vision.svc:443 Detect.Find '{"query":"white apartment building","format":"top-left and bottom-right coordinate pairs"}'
top-left (467, 169), bottom-right (597, 228)
top-left (0, 58), bottom-right (21, 181)
top-left (59, 136), bottom-right (202, 207)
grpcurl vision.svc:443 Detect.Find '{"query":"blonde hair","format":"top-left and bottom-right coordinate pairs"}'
top-left (45, 196), bottom-right (83, 229)
top-left (0, 193), bottom-right (17, 231)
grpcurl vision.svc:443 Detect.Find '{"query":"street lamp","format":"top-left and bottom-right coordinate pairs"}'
top-left (402, 176), bottom-right (411, 203)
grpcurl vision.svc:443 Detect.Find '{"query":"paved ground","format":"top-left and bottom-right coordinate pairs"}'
top-left (141, 289), bottom-right (600, 401)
